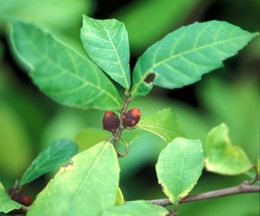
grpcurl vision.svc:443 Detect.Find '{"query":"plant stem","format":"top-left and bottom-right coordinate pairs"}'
top-left (150, 181), bottom-right (260, 207)
top-left (113, 90), bottom-right (131, 157)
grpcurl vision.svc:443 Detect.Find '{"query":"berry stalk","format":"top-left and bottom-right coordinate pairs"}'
top-left (102, 91), bottom-right (141, 157)
top-left (113, 91), bottom-right (132, 156)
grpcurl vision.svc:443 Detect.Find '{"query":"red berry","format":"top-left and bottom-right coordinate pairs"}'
top-left (11, 192), bottom-right (33, 206)
top-left (21, 195), bottom-right (33, 206)
top-left (102, 111), bottom-right (119, 133)
top-left (123, 108), bottom-right (141, 128)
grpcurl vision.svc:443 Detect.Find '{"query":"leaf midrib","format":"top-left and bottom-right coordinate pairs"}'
top-left (171, 143), bottom-right (187, 202)
top-left (100, 22), bottom-right (129, 88)
top-left (65, 143), bottom-right (111, 215)
top-left (38, 49), bottom-right (120, 107)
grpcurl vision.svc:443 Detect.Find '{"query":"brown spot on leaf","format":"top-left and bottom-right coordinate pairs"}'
top-left (144, 73), bottom-right (155, 84)
top-left (60, 160), bottom-right (74, 173)
top-left (63, 160), bottom-right (74, 168)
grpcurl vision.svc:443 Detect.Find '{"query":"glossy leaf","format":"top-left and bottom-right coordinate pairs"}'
top-left (9, 19), bottom-right (122, 111)
top-left (28, 142), bottom-right (119, 216)
top-left (205, 124), bottom-right (252, 175)
top-left (81, 16), bottom-right (131, 88)
top-left (138, 108), bottom-right (182, 142)
top-left (156, 138), bottom-right (204, 204)
top-left (101, 200), bottom-right (168, 216)
top-left (131, 21), bottom-right (258, 97)
top-left (0, 182), bottom-right (22, 213)
top-left (20, 139), bottom-right (78, 186)
top-left (74, 128), bottom-right (111, 151)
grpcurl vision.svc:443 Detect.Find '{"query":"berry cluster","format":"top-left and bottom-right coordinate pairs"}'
top-left (102, 108), bottom-right (141, 133)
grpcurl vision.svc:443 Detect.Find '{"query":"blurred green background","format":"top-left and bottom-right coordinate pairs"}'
top-left (0, 0), bottom-right (259, 215)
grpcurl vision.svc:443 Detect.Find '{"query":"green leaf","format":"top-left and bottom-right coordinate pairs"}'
top-left (156, 138), bottom-right (204, 204)
top-left (115, 0), bottom-right (200, 52)
top-left (9, 19), bottom-right (122, 111)
top-left (81, 16), bottom-right (131, 89)
top-left (205, 123), bottom-right (252, 175)
top-left (74, 128), bottom-right (111, 151)
top-left (28, 142), bottom-right (119, 216)
top-left (131, 21), bottom-right (259, 97)
top-left (20, 139), bottom-right (78, 186)
top-left (101, 200), bottom-right (168, 216)
top-left (138, 108), bottom-right (183, 142)
top-left (0, 182), bottom-right (23, 213)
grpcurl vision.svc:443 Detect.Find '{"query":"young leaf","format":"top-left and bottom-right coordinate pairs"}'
top-left (205, 123), bottom-right (252, 175)
top-left (156, 138), bottom-right (204, 204)
top-left (28, 142), bottom-right (119, 216)
top-left (9, 19), bottom-right (122, 111)
top-left (101, 200), bottom-right (168, 216)
top-left (20, 139), bottom-right (78, 186)
top-left (138, 108), bottom-right (183, 142)
top-left (81, 16), bottom-right (131, 89)
top-left (0, 182), bottom-right (23, 213)
top-left (131, 21), bottom-right (259, 97)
